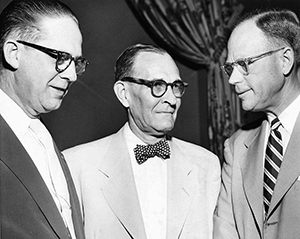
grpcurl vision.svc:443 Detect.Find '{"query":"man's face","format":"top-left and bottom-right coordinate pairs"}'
top-left (14, 16), bottom-right (83, 117)
top-left (126, 52), bottom-right (182, 138)
top-left (226, 20), bottom-right (285, 113)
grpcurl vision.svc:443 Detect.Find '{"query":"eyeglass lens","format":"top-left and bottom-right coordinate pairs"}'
top-left (223, 60), bottom-right (248, 77)
top-left (56, 53), bottom-right (87, 75)
top-left (152, 80), bottom-right (186, 97)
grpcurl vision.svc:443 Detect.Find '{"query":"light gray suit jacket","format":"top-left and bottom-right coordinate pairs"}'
top-left (214, 114), bottom-right (300, 239)
top-left (64, 124), bottom-right (220, 239)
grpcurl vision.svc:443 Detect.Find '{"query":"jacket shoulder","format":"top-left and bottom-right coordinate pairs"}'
top-left (63, 132), bottom-right (116, 167)
top-left (230, 115), bottom-right (266, 142)
top-left (172, 137), bottom-right (217, 157)
top-left (171, 137), bottom-right (220, 168)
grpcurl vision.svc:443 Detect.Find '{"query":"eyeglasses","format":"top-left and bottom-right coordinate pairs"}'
top-left (17, 40), bottom-right (89, 75)
top-left (120, 77), bottom-right (188, 98)
top-left (221, 47), bottom-right (285, 77)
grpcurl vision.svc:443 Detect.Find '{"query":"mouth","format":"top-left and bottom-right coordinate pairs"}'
top-left (51, 85), bottom-right (68, 97)
top-left (236, 88), bottom-right (251, 97)
top-left (159, 111), bottom-right (175, 116)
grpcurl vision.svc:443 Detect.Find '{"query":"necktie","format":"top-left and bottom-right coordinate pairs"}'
top-left (134, 139), bottom-right (170, 164)
top-left (263, 117), bottom-right (283, 215)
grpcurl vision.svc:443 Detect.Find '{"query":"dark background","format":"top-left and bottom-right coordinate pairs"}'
top-left (1, 0), bottom-right (299, 152)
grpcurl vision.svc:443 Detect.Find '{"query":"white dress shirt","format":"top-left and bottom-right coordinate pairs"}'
top-left (265, 93), bottom-right (300, 155)
top-left (124, 123), bottom-right (168, 239)
top-left (0, 89), bottom-right (75, 238)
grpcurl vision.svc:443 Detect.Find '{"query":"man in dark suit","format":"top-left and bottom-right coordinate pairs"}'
top-left (64, 44), bottom-right (221, 239)
top-left (0, 0), bottom-right (88, 238)
top-left (214, 9), bottom-right (300, 239)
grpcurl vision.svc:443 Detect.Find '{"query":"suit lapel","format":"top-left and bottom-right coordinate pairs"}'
top-left (268, 113), bottom-right (300, 217)
top-left (0, 115), bottom-right (69, 239)
top-left (240, 120), bottom-right (268, 234)
top-left (167, 139), bottom-right (195, 239)
top-left (99, 127), bottom-right (147, 239)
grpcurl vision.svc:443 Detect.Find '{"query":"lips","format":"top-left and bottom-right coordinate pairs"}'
top-left (160, 110), bottom-right (175, 114)
top-left (51, 85), bottom-right (68, 97)
top-left (52, 85), bottom-right (66, 91)
top-left (236, 87), bottom-right (251, 96)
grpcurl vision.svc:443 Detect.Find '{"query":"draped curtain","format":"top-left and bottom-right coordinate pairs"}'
top-left (125, 0), bottom-right (244, 160)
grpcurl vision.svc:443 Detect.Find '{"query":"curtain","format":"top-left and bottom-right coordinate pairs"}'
top-left (125, 0), bottom-right (244, 161)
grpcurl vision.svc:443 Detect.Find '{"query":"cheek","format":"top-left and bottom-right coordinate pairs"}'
top-left (129, 92), bottom-right (152, 119)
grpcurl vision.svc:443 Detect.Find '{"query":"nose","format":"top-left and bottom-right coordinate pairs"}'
top-left (228, 67), bottom-right (243, 86)
top-left (162, 85), bottom-right (178, 105)
top-left (60, 61), bottom-right (77, 83)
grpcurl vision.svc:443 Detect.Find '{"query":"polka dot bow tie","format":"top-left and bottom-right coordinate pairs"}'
top-left (134, 139), bottom-right (171, 164)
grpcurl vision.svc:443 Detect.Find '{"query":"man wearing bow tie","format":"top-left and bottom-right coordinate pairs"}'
top-left (63, 43), bottom-right (221, 239)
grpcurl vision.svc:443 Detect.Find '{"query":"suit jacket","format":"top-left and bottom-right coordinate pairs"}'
top-left (214, 113), bottom-right (300, 239)
top-left (0, 115), bottom-right (85, 239)
top-left (64, 124), bottom-right (221, 239)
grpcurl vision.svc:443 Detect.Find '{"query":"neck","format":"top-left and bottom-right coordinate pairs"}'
top-left (128, 121), bottom-right (166, 145)
top-left (266, 75), bottom-right (300, 115)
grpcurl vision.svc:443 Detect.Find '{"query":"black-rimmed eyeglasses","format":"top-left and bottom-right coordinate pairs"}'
top-left (17, 40), bottom-right (89, 75)
top-left (121, 77), bottom-right (188, 98)
top-left (221, 47), bottom-right (285, 77)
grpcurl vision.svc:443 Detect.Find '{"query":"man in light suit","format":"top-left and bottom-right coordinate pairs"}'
top-left (64, 43), bottom-right (221, 239)
top-left (0, 0), bottom-right (88, 238)
top-left (214, 9), bottom-right (300, 239)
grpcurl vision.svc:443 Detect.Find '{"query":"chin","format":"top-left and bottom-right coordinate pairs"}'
top-left (241, 100), bottom-right (254, 112)
top-left (157, 124), bottom-right (174, 134)
top-left (43, 101), bottom-right (63, 113)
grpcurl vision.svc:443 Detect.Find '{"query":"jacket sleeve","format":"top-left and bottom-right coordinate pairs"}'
top-left (213, 137), bottom-right (239, 239)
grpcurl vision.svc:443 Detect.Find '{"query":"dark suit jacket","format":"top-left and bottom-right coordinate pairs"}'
top-left (0, 115), bottom-right (85, 239)
top-left (214, 113), bottom-right (300, 239)
top-left (64, 124), bottom-right (221, 239)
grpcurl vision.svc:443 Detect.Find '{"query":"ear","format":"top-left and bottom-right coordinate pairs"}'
top-left (3, 40), bottom-right (19, 70)
top-left (281, 47), bottom-right (294, 75)
top-left (113, 81), bottom-right (130, 108)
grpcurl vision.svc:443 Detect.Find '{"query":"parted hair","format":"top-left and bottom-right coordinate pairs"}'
top-left (236, 9), bottom-right (300, 66)
top-left (0, 0), bottom-right (78, 68)
top-left (114, 43), bottom-right (168, 82)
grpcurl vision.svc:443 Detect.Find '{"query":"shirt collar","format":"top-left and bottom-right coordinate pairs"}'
top-left (267, 93), bottom-right (300, 135)
top-left (0, 89), bottom-right (32, 138)
top-left (124, 122), bottom-right (145, 149)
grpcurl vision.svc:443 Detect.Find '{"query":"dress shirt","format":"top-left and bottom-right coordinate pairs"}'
top-left (265, 93), bottom-right (300, 156)
top-left (124, 123), bottom-right (168, 239)
top-left (0, 89), bottom-right (75, 239)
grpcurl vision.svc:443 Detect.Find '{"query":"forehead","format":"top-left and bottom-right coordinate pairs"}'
top-left (38, 16), bottom-right (82, 56)
top-left (133, 51), bottom-right (180, 80)
top-left (228, 19), bottom-right (268, 59)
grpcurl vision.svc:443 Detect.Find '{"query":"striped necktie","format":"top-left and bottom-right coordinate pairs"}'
top-left (263, 117), bottom-right (283, 215)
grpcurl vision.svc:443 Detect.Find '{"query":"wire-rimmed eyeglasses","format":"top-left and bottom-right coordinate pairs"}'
top-left (17, 40), bottom-right (89, 75)
top-left (120, 77), bottom-right (188, 98)
top-left (221, 47), bottom-right (285, 77)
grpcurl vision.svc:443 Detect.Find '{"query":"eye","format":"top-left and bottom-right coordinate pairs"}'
top-left (57, 52), bottom-right (72, 65)
top-left (173, 81), bottom-right (184, 89)
top-left (153, 80), bottom-right (166, 88)
top-left (224, 64), bottom-right (234, 76)
top-left (236, 60), bottom-right (248, 71)
top-left (74, 57), bottom-right (84, 65)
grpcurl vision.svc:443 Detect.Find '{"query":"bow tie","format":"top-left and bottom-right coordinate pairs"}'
top-left (134, 139), bottom-right (170, 164)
